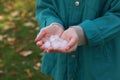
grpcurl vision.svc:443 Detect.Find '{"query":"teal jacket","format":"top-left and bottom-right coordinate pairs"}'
top-left (36, 0), bottom-right (120, 80)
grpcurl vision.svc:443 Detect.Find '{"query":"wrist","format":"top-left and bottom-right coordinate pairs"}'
top-left (50, 23), bottom-right (64, 30)
top-left (70, 26), bottom-right (87, 46)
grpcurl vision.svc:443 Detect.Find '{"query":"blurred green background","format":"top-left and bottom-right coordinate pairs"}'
top-left (0, 0), bottom-right (52, 80)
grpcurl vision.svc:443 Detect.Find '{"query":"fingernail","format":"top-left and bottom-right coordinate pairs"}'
top-left (46, 49), bottom-right (50, 53)
top-left (34, 39), bottom-right (37, 42)
top-left (36, 41), bottom-right (40, 45)
top-left (36, 42), bottom-right (39, 46)
top-left (66, 46), bottom-right (69, 50)
top-left (34, 38), bottom-right (38, 42)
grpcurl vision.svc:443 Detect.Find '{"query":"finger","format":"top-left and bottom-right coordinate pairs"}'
top-left (36, 38), bottom-right (47, 49)
top-left (66, 44), bottom-right (77, 53)
top-left (36, 41), bottom-right (43, 46)
top-left (45, 47), bottom-right (54, 53)
top-left (61, 33), bottom-right (67, 40)
top-left (41, 46), bottom-right (45, 50)
top-left (35, 29), bottom-right (46, 42)
top-left (44, 47), bottom-right (53, 53)
top-left (53, 47), bottom-right (68, 53)
top-left (40, 41), bottom-right (51, 52)
top-left (45, 46), bottom-right (70, 53)
top-left (66, 37), bottom-right (77, 50)
top-left (42, 46), bottom-right (53, 53)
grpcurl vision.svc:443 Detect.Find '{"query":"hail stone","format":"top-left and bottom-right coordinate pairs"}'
top-left (43, 35), bottom-right (68, 49)
top-left (43, 41), bottom-right (51, 48)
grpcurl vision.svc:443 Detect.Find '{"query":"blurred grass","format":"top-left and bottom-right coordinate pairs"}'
top-left (0, 0), bottom-right (52, 80)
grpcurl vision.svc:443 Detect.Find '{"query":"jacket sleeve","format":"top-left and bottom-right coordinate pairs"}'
top-left (36, 0), bottom-right (63, 29)
top-left (79, 0), bottom-right (120, 46)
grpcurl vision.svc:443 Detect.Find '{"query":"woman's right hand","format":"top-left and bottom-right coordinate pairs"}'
top-left (35, 23), bottom-right (64, 51)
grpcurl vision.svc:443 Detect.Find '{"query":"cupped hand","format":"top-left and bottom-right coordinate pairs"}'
top-left (47, 27), bottom-right (80, 53)
top-left (61, 28), bottom-right (79, 53)
top-left (35, 23), bottom-right (64, 50)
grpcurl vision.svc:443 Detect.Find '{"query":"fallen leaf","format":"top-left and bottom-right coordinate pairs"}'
top-left (10, 11), bottom-right (20, 17)
top-left (8, 16), bottom-right (21, 21)
top-left (32, 59), bottom-right (37, 63)
top-left (0, 35), bottom-right (4, 41)
top-left (3, 34), bottom-right (8, 38)
top-left (19, 50), bottom-right (32, 57)
top-left (33, 66), bottom-right (39, 71)
top-left (0, 34), bottom-right (8, 41)
top-left (35, 26), bottom-right (39, 30)
top-left (23, 21), bottom-right (35, 27)
top-left (0, 59), bottom-right (2, 62)
top-left (36, 62), bottom-right (41, 67)
top-left (24, 69), bottom-right (30, 74)
top-left (20, 11), bottom-right (27, 18)
top-left (3, 21), bottom-right (16, 31)
top-left (11, 63), bottom-right (16, 67)
top-left (33, 62), bottom-right (41, 70)
top-left (0, 63), bottom-right (4, 68)
top-left (0, 70), bottom-right (4, 75)
top-left (28, 12), bottom-right (34, 17)
top-left (27, 72), bottom-right (33, 78)
top-left (5, 2), bottom-right (14, 12)
top-left (10, 71), bottom-right (18, 75)
top-left (0, 15), bottom-right (5, 21)
top-left (0, 53), bottom-right (3, 58)
top-left (16, 46), bottom-right (26, 52)
top-left (21, 61), bottom-right (26, 65)
top-left (7, 37), bottom-right (17, 44)
top-left (31, 17), bottom-right (36, 21)
top-left (39, 52), bottom-right (44, 57)
top-left (24, 68), bottom-right (33, 78)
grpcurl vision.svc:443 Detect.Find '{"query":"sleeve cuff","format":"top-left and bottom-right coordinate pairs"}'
top-left (70, 26), bottom-right (87, 46)
top-left (79, 20), bottom-right (104, 46)
top-left (46, 16), bottom-right (64, 29)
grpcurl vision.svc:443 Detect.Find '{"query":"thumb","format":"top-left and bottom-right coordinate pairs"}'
top-left (35, 29), bottom-right (46, 42)
top-left (66, 37), bottom-right (76, 50)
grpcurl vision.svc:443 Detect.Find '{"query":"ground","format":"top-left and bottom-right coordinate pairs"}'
top-left (0, 0), bottom-right (52, 80)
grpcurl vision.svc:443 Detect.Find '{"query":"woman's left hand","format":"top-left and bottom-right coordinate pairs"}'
top-left (61, 28), bottom-right (79, 53)
top-left (47, 27), bottom-right (79, 53)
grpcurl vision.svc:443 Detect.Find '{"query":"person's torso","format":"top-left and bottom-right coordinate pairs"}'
top-left (51, 0), bottom-right (112, 28)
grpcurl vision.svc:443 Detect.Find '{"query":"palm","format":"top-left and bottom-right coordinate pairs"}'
top-left (45, 28), bottom-right (79, 53)
top-left (45, 26), bottom-right (63, 37)
top-left (35, 23), bottom-right (64, 50)
top-left (60, 28), bottom-right (79, 53)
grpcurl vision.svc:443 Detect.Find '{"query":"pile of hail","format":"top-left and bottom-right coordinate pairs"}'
top-left (43, 35), bottom-right (68, 49)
